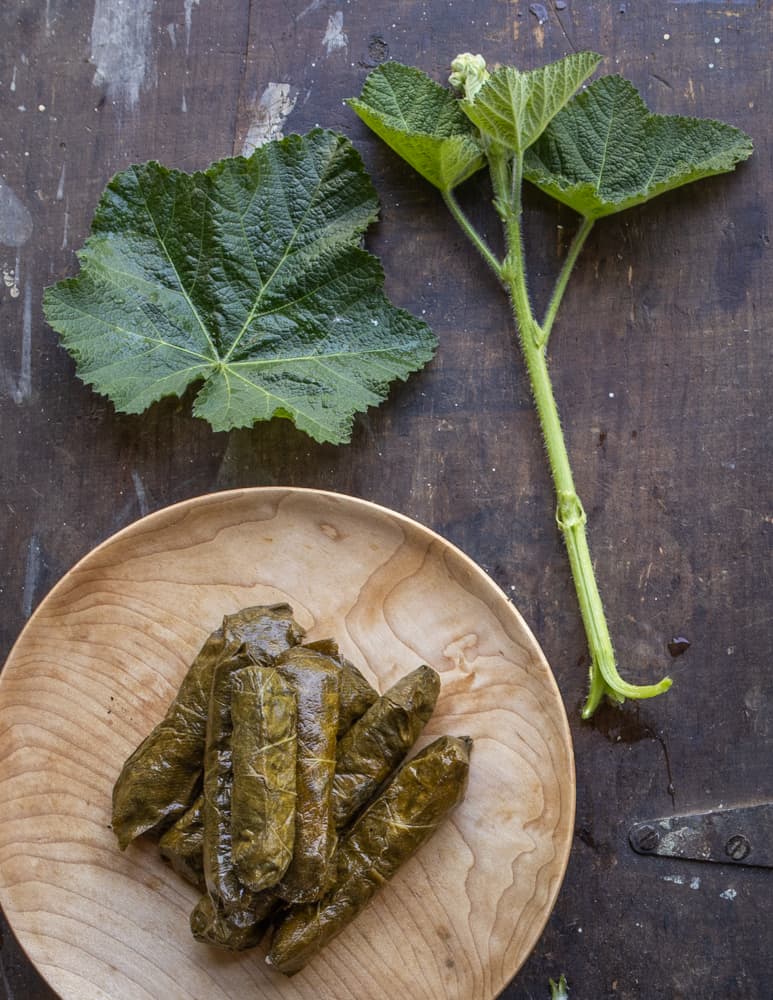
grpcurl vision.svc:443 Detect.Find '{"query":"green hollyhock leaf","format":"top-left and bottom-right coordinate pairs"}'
top-left (460, 52), bottom-right (601, 155)
top-left (348, 62), bottom-right (485, 192)
top-left (43, 129), bottom-right (437, 445)
top-left (524, 75), bottom-right (754, 219)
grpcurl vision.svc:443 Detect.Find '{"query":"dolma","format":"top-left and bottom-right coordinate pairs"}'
top-left (275, 647), bottom-right (340, 903)
top-left (231, 665), bottom-right (297, 892)
top-left (190, 890), bottom-right (278, 951)
top-left (268, 735), bottom-right (472, 975)
top-left (337, 656), bottom-right (379, 735)
top-left (112, 627), bottom-right (225, 849)
top-left (202, 652), bottom-right (266, 915)
top-left (111, 604), bottom-right (303, 849)
top-left (223, 603), bottom-right (305, 663)
top-left (332, 664), bottom-right (440, 829)
top-left (158, 793), bottom-right (205, 891)
top-left (303, 639), bottom-right (378, 734)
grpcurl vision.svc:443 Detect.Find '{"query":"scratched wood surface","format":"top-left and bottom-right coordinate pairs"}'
top-left (0, 1), bottom-right (770, 998)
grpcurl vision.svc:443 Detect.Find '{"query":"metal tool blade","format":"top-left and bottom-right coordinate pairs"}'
top-left (629, 803), bottom-right (772, 868)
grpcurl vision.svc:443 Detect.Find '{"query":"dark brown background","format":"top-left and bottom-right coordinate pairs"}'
top-left (1, 1), bottom-right (770, 997)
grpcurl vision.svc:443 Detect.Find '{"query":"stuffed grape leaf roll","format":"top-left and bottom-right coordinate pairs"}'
top-left (158, 792), bottom-right (205, 891)
top-left (268, 735), bottom-right (472, 975)
top-left (231, 665), bottom-right (297, 892)
top-left (190, 890), bottom-right (278, 951)
top-left (332, 664), bottom-right (440, 828)
top-left (303, 639), bottom-right (378, 734)
top-left (275, 647), bottom-right (340, 903)
top-left (112, 627), bottom-right (225, 849)
top-left (223, 604), bottom-right (305, 662)
top-left (111, 604), bottom-right (303, 849)
top-left (202, 651), bottom-right (269, 916)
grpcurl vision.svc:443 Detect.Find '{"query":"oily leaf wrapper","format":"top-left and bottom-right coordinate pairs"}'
top-left (202, 653), bottom-right (270, 916)
top-left (303, 638), bottom-right (378, 734)
top-left (111, 604), bottom-right (303, 850)
top-left (223, 604), bottom-right (305, 662)
top-left (112, 628), bottom-right (225, 848)
top-left (190, 890), bottom-right (278, 951)
top-left (231, 666), bottom-right (297, 891)
top-left (157, 644), bottom-right (377, 891)
top-left (275, 647), bottom-right (340, 903)
top-left (158, 792), bottom-right (205, 891)
top-left (333, 664), bottom-right (440, 828)
top-left (268, 735), bottom-right (472, 975)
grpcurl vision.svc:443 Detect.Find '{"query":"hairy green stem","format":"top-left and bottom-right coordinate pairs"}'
top-left (474, 151), bottom-right (672, 716)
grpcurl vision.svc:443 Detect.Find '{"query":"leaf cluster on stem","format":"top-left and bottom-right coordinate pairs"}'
top-left (349, 52), bottom-right (752, 717)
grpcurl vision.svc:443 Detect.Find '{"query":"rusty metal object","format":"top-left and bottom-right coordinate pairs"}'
top-left (629, 803), bottom-right (772, 868)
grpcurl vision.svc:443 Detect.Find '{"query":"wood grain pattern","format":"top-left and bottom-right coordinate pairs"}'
top-left (0, 488), bottom-right (573, 1000)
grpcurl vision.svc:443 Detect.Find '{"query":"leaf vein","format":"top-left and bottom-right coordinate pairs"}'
top-left (222, 140), bottom-right (344, 363)
top-left (132, 166), bottom-right (219, 361)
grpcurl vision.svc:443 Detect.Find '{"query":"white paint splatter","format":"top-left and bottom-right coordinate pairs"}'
top-left (0, 179), bottom-right (33, 247)
top-left (719, 888), bottom-right (737, 901)
top-left (3, 251), bottom-right (22, 299)
top-left (297, 0), bottom-right (323, 18)
top-left (10, 281), bottom-right (33, 404)
top-left (22, 533), bottom-right (41, 618)
top-left (662, 874), bottom-right (685, 885)
top-left (689, 877), bottom-right (701, 890)
top-left (166, 22), bottom-right (177, 48)
top-left (242, 83), bottom-right (297, 155)
top-left (10, 66), bottom-right (17, 92)
top-left (56, 162), bottom-right (66, 201)
top-left (19, 281), bottom-right (32, 399)
top-left (322, 11), bottom-right (348, 55)
top-left (131, 470), bottom-right (149, 516)
top-left (2, 264), bottom-right (18, 298)
top-left (181, 93), bottom-right (188, 113)
top-left (61, 198), bottom-right (70, 249)
top-left (184, 0), bottom-right (201, 55)
top-left (90, 0), bottom-right (155, 108)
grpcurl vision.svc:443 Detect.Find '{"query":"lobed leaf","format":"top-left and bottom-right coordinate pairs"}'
top-left (348, 62), bottom-right (485, 192)
top-left (43, 129), bottom-right (437, 444)
top-left (524, 75), bottom-right (754, 219)
top-left (460, 52), bottom-right (602, 156)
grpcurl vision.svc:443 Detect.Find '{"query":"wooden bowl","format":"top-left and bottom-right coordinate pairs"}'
top-left (0, 487), bottom-right (574, 1000)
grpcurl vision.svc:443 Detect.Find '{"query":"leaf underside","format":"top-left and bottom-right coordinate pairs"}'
top-left (348, 62), bottom-right (485, 192)
top-left (524, 75), bottom-right (754, 219)
top-left (43, 129), bottom-right (437, 444)
top-left (460, 51), bottom-right (602, 155)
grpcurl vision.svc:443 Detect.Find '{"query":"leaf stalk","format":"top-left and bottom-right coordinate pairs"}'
top-left (441, 189), bottom-right (502, 278)
top-left (474, 150), bottom-right (672, 716)
top-left (540, 216), bottom-right (595, 348)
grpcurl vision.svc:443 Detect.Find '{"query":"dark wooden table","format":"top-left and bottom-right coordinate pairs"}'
top-left (1, 2), bottom-right (770, 997)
